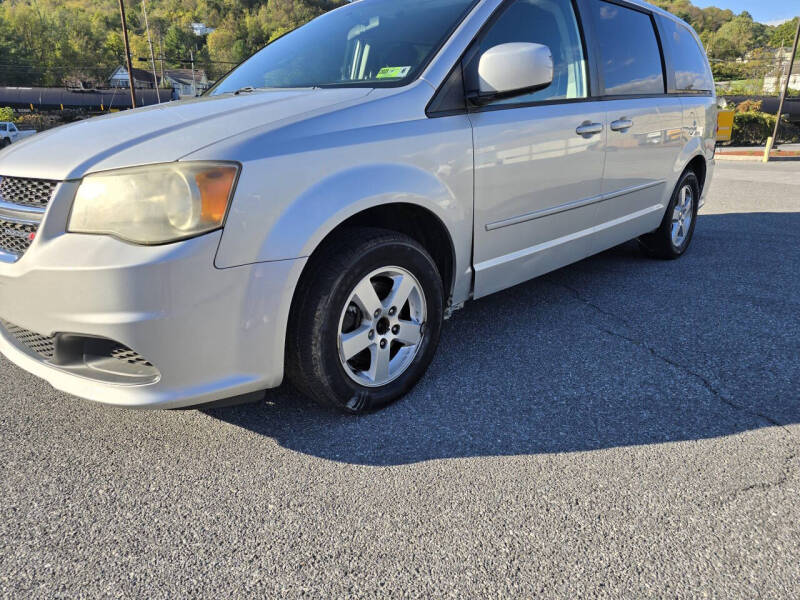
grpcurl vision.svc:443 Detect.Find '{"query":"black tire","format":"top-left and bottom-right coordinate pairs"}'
top-left (286, 227), bottom-right (444, 414)
top-left (638, 170), bottom-right (700, 260)
top-left (0, 138), bottom-right (9, 149)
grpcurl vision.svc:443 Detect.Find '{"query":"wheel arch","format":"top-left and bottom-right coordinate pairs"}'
top-left (294, 202), bottom-right (458, 307)
top-left (685, 154), bottom-right (707, 194)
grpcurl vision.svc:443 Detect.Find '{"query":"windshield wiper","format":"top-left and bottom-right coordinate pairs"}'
top-left (234, 86), bottom-right (257, 95)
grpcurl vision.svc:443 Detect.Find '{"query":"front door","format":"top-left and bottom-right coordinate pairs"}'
top-left (468, 0), bottom-right (607, 298)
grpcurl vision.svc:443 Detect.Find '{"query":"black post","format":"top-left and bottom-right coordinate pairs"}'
top-left (118, 0), bottom-right (137, 109)
top-left (769, 17), bottom-right (800, 154)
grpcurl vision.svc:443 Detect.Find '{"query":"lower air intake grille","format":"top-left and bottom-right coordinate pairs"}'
top-left (0, 319), bottom-right (55, 359)
top-left (110, 347), bottom-right (154, 368)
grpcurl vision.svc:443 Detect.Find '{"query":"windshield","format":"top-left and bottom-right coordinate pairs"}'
top-left (210, 0), bottom-right (477, 94)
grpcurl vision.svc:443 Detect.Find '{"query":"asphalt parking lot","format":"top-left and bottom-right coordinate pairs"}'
top-left (1, 160), bottom-right (798, 598)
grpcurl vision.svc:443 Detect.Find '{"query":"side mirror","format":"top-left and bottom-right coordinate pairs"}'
top-left (471, 42), bottom-right (554, 105)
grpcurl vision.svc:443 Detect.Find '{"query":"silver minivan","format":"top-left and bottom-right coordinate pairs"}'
top-left (0, 0), bottom-right (715, 413)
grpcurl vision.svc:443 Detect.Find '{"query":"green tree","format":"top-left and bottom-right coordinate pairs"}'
top-left (770, 18), bottom-right (800, 48)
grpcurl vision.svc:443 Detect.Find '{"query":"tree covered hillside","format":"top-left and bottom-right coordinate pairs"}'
top-left (0, 0), bottom-right (346, 87)
top-left (0, 0), bottom-right (796, 88)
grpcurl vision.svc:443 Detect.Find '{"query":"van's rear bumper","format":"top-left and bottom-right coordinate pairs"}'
top-left (0, 231), bottom-right (306, 409)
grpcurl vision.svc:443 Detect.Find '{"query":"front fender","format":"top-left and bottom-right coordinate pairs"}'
top-left (261, 163), bottom-right (464, 261)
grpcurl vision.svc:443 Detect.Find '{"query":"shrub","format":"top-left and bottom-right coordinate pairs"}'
top-left (731, 111), bottom-right (800, 145)
top-left (734, 99), bottom-right (762, 113)
top-left (0, 106), bottom-right (14, 122)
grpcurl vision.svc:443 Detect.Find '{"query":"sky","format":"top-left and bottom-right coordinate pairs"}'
top-left (691, 1), bottom-right (798, 25)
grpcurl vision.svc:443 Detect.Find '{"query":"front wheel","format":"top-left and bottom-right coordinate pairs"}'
top-left (286, 228), bottom-right (444, 414)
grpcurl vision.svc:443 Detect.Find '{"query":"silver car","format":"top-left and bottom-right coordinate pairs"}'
top-left (0, 0), bottom-right (715, 413)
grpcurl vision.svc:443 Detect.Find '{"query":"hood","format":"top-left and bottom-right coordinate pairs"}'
top-left (0, 88), bottom-right (372, 181)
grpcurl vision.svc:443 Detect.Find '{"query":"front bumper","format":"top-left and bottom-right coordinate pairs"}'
top-left (0, 226), bottom-right (306, 409)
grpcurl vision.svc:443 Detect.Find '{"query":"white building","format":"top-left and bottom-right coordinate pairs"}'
top-left (191, 23), bottom-right (216, 37)
top-left (763, 63), bottom-right (800, 94)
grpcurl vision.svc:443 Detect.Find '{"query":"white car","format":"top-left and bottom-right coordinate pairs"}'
top-left (0, 0), bottom-right (715, 413)
top-left (0, 122), bottom-right (36, 147)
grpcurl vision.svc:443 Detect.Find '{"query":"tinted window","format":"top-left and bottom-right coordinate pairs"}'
top-left (660, 17), bottom-right (713, 92)
top-left (467, 0), bottom-right (586, 105)
top-left (0, 124), bottom-right (6, 132)
top-left (210, 0), bottom-right (477, 92)
top-left (591, 1), bottom-right (664, 96)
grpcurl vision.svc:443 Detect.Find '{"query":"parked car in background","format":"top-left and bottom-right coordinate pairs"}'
top-left (0, 122), bottom-right (36, 147)
top-left (0, 0), bottom-right (715, 414)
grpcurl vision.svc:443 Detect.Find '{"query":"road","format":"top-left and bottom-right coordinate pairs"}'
top-left (1, 161), bottom-right (798, 598)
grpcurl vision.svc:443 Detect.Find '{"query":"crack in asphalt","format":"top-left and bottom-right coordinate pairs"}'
top-left (709, 450), bottom-right (798, 507)
top-left (548, 278), bottom-right (799, 504)
top-left (548, 278), bottom-right (794, 437)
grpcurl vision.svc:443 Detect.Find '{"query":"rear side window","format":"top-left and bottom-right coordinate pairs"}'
top-left (466, 0), bottom-right (587, 105)
top-left (590, 1), bottom-right (664, 96)
top-left (0, 124), bottom-right (6, 132)
top-left (660, 17), bottom-right (713, 92)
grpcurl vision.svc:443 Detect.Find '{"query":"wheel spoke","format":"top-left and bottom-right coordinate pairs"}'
top-left (340, 325), bottom-right (373, 360)
top-left (368, 344), bottom-right (391, 383)
top-left (384, 274), bottom-right (416, 312)
top-left (351, 278), bottom-right (382, 318)
top-left (394, 320), bottom-right (422, 346)
top-left (672, 206), bottom-right (682, 222)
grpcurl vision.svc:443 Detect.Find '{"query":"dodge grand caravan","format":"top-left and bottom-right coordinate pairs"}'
top-left (0, 0), bottom-right (715, 413)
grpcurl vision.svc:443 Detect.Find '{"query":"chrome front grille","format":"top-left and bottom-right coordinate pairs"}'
top-left (0, 319), bottom-right (56, 360)
top-left (0, 218), bottom-right (36, 256)
top-left (0, 175), bottom-right (57, 261)
top-left (0, 177), bottom-right (58, 209)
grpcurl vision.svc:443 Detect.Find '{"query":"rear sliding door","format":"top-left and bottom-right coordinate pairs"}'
top-left (581, 0), bottom-right (685, 255)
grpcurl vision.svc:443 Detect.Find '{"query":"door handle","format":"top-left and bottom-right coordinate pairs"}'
top-left (610, 118), bottom-right (633, 132)
top-left (576, 121), bottom-right (603, 137)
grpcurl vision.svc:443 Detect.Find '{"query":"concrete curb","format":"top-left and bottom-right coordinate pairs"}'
top-left (716, 154), bottom-right (800, 162)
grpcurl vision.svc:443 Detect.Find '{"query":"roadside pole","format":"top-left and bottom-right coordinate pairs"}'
top-left (190, 49), bottom-right (197, 97)
top-left (142, 0), bottom-right (161, 104)
top-left (118, 0), bottom-right (137, 109)
top-left (766, 17), bottom-right (800, 162)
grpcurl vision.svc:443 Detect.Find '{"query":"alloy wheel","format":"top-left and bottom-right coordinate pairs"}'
top-left (337, 266), bottom-right (427, 388)
top-left (671, 184), bottom-right (694, 248)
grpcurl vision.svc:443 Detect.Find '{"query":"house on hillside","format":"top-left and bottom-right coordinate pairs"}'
top-left (109, 66), bottom-right (158, 89)
top-left (161, 69), bottom-right (210, 98)
top-left (191, 23), bottom-right (216, 36)
top-left (763, 62), bottom-right (800, 94)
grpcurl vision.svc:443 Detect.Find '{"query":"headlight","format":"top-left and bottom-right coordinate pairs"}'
top-left (69, 162), bottom-right (239, 245)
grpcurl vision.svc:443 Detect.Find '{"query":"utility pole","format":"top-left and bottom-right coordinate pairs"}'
top-left (141, 0), bottom-right (161, 103)
top-left (118, 0), bottom-right (137, 108)
top-left (767, 17), bottom-right (800, 161)
top-left (190, 48), bottom-right (197, 96)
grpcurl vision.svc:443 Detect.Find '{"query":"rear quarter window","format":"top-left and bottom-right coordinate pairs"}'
top-left (660, 17), bottom-right (713, 93)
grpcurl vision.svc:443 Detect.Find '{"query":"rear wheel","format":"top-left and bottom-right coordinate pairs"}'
top-left (639, 170), bottom-right (700, 259)
top-left (286, 228), bottom-right (444, 414)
